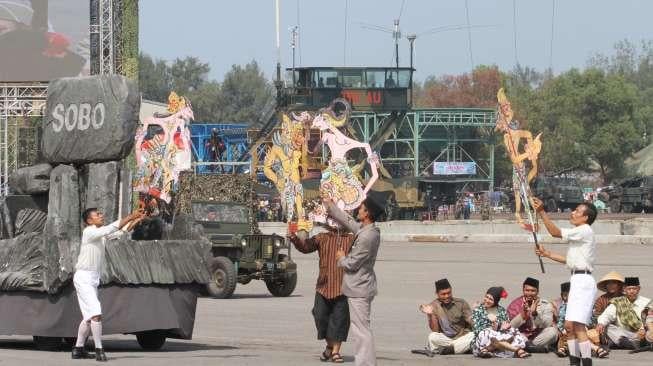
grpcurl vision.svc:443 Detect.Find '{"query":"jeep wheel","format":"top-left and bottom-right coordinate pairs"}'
top-left (545, 198), bottom-right (557, 213)
top-left (136, 331), bottom-right (166, 350)
top-left (609, 198), bottom-right (621, 213)
top-left (206, 256), bottom-right (237, 299)
top-left (265, 254), bottom-right (296, 296)
top-left (266, 272), bottom-right (297, 297)
top-left (33, 336), bottom-right (62, 351)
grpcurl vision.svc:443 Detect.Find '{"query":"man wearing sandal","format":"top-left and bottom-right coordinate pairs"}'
top-left (419, 278), bottom-right (474, 355)
top-left (289, 229), bottom-right (354, 363)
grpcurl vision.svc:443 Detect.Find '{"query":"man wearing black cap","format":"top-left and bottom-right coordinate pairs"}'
top-left (326, 196), bottom-right (383, 366)
top-left (416, 278), bottom-right (473, 355)
top-left (507, 277), bottom-right (557, 353)
top-left (533, 199), bottom-right (599, 366)
top-left (597, 277), bottom-right (651, 350)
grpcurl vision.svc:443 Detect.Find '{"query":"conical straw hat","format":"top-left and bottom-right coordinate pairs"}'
top-left (597, 271), bottom-right (625, 292)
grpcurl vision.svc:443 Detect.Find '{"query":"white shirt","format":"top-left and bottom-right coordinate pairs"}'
top-left (598, 295), bottom-right (651, 328)
top-left (75, 220), bottom-right (120, 272)
top-left (561, 224), bottom-right (595, 272)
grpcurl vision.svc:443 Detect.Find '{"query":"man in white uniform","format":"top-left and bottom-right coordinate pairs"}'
top-left (72, 208), bottom-right (143, 361)
top-left (533, 199), bottom-right (598, 366)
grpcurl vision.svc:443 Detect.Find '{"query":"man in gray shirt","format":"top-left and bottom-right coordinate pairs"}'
top-left (325, 197), bottom-right (382, 366)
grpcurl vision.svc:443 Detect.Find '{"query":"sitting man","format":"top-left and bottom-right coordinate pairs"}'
top-left (591, 271), bottom-right (625, 327)
top-left (597, 277), bottom-right (651, 350)
top-left (554, 282), bottom-right (571, 357)
top-left (507, 277), bottom-right (558, 353)
top-left (416, 278), bottom-right (474, 356)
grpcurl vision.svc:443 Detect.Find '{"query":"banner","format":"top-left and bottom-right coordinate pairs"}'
top-left (433, 162), bottom-right (476, 175)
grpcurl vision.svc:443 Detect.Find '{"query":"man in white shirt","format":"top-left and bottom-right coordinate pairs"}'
top-left (72, 208), bottom-right (143, 361)
top-left (533, 199), bottom-right (598, 366)
top-left (596, 277), bottom-right (650, 350)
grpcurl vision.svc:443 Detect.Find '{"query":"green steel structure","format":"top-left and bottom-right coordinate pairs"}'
top-left (349, 108), bottom-right (497, 192)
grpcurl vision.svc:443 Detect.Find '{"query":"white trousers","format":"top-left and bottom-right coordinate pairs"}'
top-left (428, 331), bottom-right (473, 354)
top-left (73, 270), bottom-right (102, 321)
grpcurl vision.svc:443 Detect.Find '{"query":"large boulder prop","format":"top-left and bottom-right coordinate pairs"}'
top-left (43, 164), bottom-right (81, 293)
top-left (102, 237), bottom-right (211, 285)
top-left (82, 161), bottom-right (120, 222)
top-left (14, 209), bottom-right (47, 236)
top-left (0, 233), bottom-right (46, 291)
top-left (41, 75), bottom-right (140, 164)
top-left (8, 163), bottom-right (53, 194)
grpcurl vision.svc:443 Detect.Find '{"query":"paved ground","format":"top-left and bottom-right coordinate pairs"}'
top-left (1, 240), bottom-right (652, 365)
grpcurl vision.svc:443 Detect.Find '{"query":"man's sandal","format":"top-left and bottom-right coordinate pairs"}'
top-left (330, 353), bottom-right (344, 363)
top-left (320, 347), bottom-right (333, 362)
top-left (595, 346), bottom-right (609, 358)
top-left (515, 348), bottom-right (531, 358)
top-left (478, 347), bottom-right (493, 358)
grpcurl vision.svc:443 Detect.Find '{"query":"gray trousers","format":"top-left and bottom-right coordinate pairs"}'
top-left (530, 326), bottom-right (559, 348)
top-left (606, 325), bottom-right (639, 348)
top-left (348, 297), bottom-right (376, 366)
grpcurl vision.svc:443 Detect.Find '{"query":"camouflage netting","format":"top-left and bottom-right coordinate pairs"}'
top-left (176, 172), bottom-right (260, 234)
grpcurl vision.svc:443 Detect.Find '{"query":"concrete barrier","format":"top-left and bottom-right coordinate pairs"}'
top-left (258, 218), bottom-right (653, 246)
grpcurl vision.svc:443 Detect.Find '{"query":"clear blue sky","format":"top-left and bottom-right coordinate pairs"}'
top-left (140, 0), bottom-right (653, 82)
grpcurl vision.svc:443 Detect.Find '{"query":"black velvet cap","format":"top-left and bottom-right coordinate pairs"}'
top-left (560, 282), bottom-right (571, 293)
top-left (523, 277), bottom-right (540, 289)
top-left (625, 277), bottom-right (640, 286)
top-left (435, 278), bottom-right (451, 292)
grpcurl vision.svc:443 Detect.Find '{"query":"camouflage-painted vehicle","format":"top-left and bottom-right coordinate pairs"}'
top-left (601, 176), bottom-right (653, 213)
top-left (176, 173), bottom-right (297, 299)
top-left (531, 176), bottom-right (584, 212)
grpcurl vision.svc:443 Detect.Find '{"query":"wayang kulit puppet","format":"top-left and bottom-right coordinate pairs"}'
top-left (133, 92), bottom-right (193, 204)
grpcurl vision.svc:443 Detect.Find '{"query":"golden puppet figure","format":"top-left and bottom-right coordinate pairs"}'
top-left (496, 88), bottom-right (542, 225)
top-left (263, 112), bottom-right (312, 232)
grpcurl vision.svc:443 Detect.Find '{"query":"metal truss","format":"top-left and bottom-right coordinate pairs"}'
top-left (349, 108), bottom-right (497, 190)
top-left (90, 0), bottom-right (123, 75)
top-left (0, 84), bottom-right (48, 195)
top-left (1, 0), bottom-right (124, 196)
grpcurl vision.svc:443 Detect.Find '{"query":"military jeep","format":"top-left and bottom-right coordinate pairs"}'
top-left (531, 176), bottom-right (584, 212)
top-left (191, 200), bottom-right (297, 299)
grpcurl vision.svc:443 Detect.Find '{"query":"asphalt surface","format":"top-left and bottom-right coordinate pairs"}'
top-left (1, 240), bottom-right (652, 365)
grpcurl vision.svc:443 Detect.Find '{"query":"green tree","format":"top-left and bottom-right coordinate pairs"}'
top-left (169, 57), bottom-right (211, 94)
top-left (139, 53), bottom-right (171, 102)
top-left (526, 68), bottom-right (644, 183)
top-left (219, 61), bottom-right (274, 125)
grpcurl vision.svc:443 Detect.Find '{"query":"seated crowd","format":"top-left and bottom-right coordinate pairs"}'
top-left (413, 273), bottom-right (653, 359)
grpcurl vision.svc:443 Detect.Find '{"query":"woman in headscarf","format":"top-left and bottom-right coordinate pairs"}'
top-left (471, 286), bottom-right (530, 358)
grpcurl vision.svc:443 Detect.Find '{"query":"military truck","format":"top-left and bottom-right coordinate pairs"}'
top-left (369, 177), bottom-right (422, 220)
top-left (601, 176), bottom-right (653, 213)
top-left (175, 173), bottom-right (297, 299)
top-left (531, 176), bottom-right (584, 212)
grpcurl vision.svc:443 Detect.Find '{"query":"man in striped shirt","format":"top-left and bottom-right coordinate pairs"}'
top-left (290, 229), bottom-right (354, 363)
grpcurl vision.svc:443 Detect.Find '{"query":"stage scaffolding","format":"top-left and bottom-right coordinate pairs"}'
top-left (349, 108), bottom-right (497, 191)
top-left (1, 0), bottom-right (125, 196)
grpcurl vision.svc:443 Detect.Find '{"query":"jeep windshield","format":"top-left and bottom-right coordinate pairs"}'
top-left (191, 202), bottom-right (249, 224)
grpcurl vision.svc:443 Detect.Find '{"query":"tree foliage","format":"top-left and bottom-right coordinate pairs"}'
top-left (139, 54), bottom-right (273, 124)
top-left (416, 65), bottom-right (502, 107)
